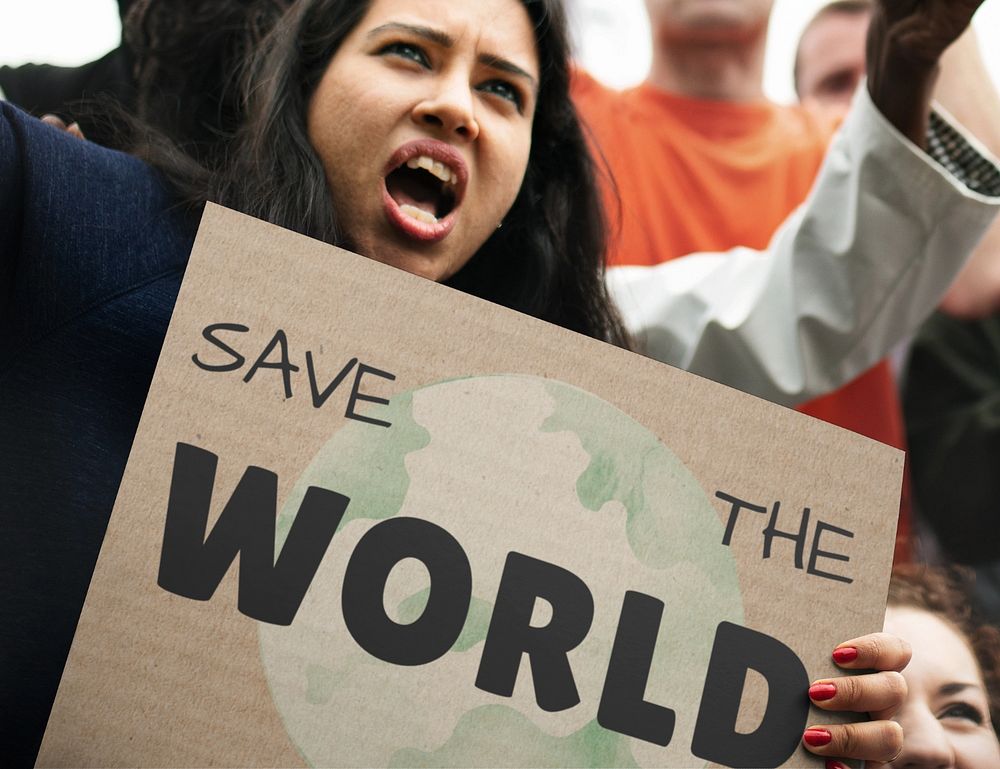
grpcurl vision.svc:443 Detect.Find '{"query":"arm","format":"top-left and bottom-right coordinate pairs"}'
top-left (934, 27), bottom-right (1000, 318)
top-left (607, 84), bottom-right (1000, 407)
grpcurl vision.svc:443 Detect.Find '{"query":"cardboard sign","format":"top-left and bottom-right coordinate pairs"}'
top-left (38, 204), bottom-right (903, 768)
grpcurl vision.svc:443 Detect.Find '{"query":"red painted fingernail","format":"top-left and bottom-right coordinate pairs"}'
top-left (803, 728), bottom-right (832, 747)
top-left (825, 761), bottom-right (849, 769)
top-left (832, 646), bottom-right (858, 664)
top-left (809, 682), bottom-right (837, 701)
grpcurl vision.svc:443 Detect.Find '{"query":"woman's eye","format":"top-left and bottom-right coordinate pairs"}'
top-left (378, 42), bottom-right (430, 68)
top-left (940, 702), bottom-right (985, 725)
top-left (478, 80), bottom-right (523, 111)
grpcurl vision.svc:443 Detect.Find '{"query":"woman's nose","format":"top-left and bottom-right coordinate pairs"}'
top-left (412, 74), bottom-right (480, 141)
top-left (890, 709), bottom-right (955, 769)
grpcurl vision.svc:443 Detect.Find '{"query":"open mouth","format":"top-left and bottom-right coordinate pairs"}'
top-left (382, 141), bottom-right (469, 244)
top-left (385, 155), bottom-right (459, 225)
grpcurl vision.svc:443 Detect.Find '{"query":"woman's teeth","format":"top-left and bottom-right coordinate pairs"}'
top-left (400, 204), bottom-right (438, 224)
top-left (405, 155), bottom-right (456, 186)
top-left (390, 154), bottom-right (460, 224)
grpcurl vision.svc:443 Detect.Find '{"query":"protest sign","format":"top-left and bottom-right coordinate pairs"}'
top-left (38, 204), bottom-right (903, 768)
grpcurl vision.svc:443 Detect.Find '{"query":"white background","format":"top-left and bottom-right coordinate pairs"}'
top-left (0, 0), bottom-right (997, 104)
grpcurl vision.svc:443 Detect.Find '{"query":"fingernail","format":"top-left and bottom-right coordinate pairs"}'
top-left (809, 682), bottom-right (837, 701)
top-left (803, 728), bottom-right (832, 747)
top-left (832, 646), bottom-right (858, 664)
top-left (825, 761), bottom-right (849, 769)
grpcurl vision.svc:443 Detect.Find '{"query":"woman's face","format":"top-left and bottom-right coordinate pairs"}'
top-left (885, 606), bottom-right (1000, 769)
top-left (307, 0), bottom-right (539, 281)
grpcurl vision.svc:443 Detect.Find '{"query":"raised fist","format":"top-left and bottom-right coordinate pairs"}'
top-left (866, 0), bottom-right (986, 145)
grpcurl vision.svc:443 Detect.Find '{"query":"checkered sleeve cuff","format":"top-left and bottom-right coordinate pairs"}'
top-left (927, 111), bottom-right (1000, 197)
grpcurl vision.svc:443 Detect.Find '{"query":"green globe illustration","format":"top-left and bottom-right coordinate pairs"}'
top-left (259, 375), bottom-right (743, 767)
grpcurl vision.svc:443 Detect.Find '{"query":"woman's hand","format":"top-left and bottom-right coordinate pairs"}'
top-left (801, 632), bottom-right (912, 768)
top-left (866, 0), bottom-right (985, 147)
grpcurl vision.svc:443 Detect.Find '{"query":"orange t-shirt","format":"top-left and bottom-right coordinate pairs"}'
top-left (573, 72), bottom-right (910, 560)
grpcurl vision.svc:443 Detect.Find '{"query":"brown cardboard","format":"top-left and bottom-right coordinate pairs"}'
top-left (37, 204), bottom-right (903, 768)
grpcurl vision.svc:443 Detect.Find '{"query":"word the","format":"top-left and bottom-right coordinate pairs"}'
top-left (716, 491), bottom-right (855, 584)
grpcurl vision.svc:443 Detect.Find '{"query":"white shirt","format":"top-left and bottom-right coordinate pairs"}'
top-left (607, 87), bottom-right (1000, 407)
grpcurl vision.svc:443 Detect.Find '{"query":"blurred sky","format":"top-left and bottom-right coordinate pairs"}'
top-left (0, 0), bottom-right (997, 104)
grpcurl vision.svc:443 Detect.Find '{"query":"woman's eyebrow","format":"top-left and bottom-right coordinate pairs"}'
top-left (938, 682), bottom-right (983, 696)
top-left (367, 22), bottom-right (453, 48)
top-left (367, 22), bottom-right (537, 90)
top-left (479, 53), bottom-right (537, 91)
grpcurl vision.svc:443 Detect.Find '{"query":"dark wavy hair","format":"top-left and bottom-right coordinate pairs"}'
top-left (123, 0), bottom-right (291, 166)
top-left (129, 0), bottom-right (631, 348)
top-left (889, 565), bottom-right (1000, 737)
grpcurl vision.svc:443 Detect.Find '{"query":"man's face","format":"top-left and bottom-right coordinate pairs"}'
top-left (796, 9), bottom-right (871, 118)
top-left (644, 0), bottom-right (774, 41)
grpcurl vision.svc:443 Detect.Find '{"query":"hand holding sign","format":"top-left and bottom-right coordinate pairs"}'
top-left (803, 633), bottom-right (912, 766)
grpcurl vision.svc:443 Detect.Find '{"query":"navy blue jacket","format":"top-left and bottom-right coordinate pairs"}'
top-left (0, 102), bottom-right (196, 766)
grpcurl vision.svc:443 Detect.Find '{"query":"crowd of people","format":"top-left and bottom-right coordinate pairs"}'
top-left (3, 0), bottom-right (1000, 766)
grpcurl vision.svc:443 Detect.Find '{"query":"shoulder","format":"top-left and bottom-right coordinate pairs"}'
top-left (3, 100), bottom-right (168, 206)
top-left (571, 69), bottom-right (654, 149)
top-left (571, 68), bottom-right (631, 122)
top-left (1, 101), bottom-right (195, 354)
top-left (570, 68), bottom-right (612, 104)
top-left (2, 100), bottom-right (193, 260)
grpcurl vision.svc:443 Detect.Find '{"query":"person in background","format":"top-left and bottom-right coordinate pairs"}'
top-left (0, 0), bottom-right (137, 147)
top-left (0, 0), bottom-right (288, 160)
top-left (795, 0), bottom-right (1000, 321)
top-left (903, 310), bottom-right (1000, 622)
top-left (571, 0), bottom-right (913, 560)
top-left (124, 0), bottom-right (290, 166)
top-left (794, 0), bottom-right (870, 123)
top-left (805, 565), bottom-right (1000, 768)
top-left (794, 1), bottom-right (1000, 608)
top-left (884, 566), bottom-right (1000, 767)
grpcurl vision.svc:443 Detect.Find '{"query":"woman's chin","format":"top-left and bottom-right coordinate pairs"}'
top-left (360, 244), bottom-right (459, 283)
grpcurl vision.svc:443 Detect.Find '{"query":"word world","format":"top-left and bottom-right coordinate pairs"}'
top-left (158, 443), bottom-right (811, 768)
